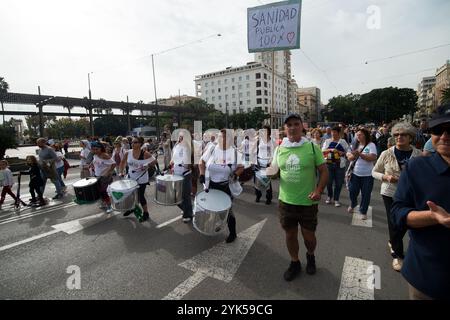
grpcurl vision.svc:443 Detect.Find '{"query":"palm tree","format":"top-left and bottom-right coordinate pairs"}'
top-left (442, 88), bottom-right (450, 104)
top-left (63, 101), bottom-right (74, 118)
top-left (0, 77), bottom-right (9, 124)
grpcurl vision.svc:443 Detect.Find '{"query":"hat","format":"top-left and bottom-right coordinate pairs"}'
top-left (90, 141), bottom-right (103, 149)
top-left (284, 113), bottom-right (302, 124)
top-left (428, 104), bottom-right (450, 129)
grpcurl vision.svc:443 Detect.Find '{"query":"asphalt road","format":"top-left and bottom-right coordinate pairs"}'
top-left (0, 167), bottom-right (410, 300)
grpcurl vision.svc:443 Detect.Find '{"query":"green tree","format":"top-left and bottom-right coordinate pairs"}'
top-left (0, 76), bottom-right (9, 124)
top-left (0, 125), bottom-right (17, 160)
top-left (322, 93), bottom-right (360, 124)
top-left (46, 118), bottom-right (90, 139)
top-left (24, 115), bottom-right (56, 139)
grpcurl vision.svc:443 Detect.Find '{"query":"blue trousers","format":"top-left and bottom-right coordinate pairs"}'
top-left (326, 163), bottom-right (345, 201)
top-left (348, 174), bottom-right (374, 215)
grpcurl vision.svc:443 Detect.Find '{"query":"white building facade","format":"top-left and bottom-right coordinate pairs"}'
top-left (195, 62), bottom-right (289, 128)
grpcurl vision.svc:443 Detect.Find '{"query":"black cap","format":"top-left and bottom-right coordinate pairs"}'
top-left (284, 113), bottom-right (302, 124)
top-left (428, 103), bottom-right (450, 129)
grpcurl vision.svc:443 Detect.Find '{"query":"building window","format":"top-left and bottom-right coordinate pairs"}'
top-left (265, 107), bottom-right (268, 112)
top-left (233, 110), bottom-right (237, 115)
top-left (256, 82), bottom-right (261, 87)
top-left (257, 98), bottom-right (262, 104)
top-left (225, 94), bottom-right (228, 100)
top-left (264, 90), bottom-right (268, 96)
top-left (218, 88), bottom-right (221, 93)
top-left (238, 84), bottom-right (242, 90)
top-left (232, 94), bottom-right (236, 98)
top-left (239, 93), bottom-right (243, 98)
top-left (205, 90), bottom-right (208, 95)
top-left (212, 97), bottom-right (215, 101)
top-left (233, 102), bottom-right (236, 107)
top-left (232, 86), bottom-right (235, 90)
top-left (256, 90), bottom-right (262, 96)
top-left (225, 79), bottom-right (228, 84)
top-left (247, 92), bottom-right (250, 97)
top-left (232, 78), bottom-right (235, 82)
top-left (265, 98), bottom-right (268, 104)
top-left (225, 87), bottom-right (228, 92)
top-left (205, 83), bottom-right (208, 87)
top-left (264, 82), bottom-right (268, 88)
top-left (246, 83), bottom-right (250, 88)
top-left (256, 73), bottom-right (261, 79)
top-left (211, 81), bottom-right (214, 86)
top-left (218, 96), bottom-right (222, 100)
top-left (246, 75), bottom-right (250, 80)
top-left (226, 102), bottom-right (229, 107)
top-left (218, 80), bottom-right (221, 85)
top-left (239, 76), bottom-right (242, 81)
top-left (264, 73), bottom-right (267, 80)
top-left (247, 100), bottom-right (251, 105)
top-left (212, 89), bottom-right (215, 94)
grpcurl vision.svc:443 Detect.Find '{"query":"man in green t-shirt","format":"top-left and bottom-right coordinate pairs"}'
top-left (269, 114), bottom-right (328, 281)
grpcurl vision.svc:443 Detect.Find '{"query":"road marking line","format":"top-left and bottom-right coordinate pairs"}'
top-left (163, 219), bottom-right (267, 300)
top-left (52, 211), bottom-right (121, 234)
top-left (351, 206), bottom-right (372, 227)
top-left (0, 203), bottom-right (77, 225)
top-left (337, 256), bottom-right (374, 300)
top-left (156, 216), bottom-right (182, 229)
top-left (0, 230), bottom-right (60, 252)
top-left (162, 269), bottom-right (209, 300)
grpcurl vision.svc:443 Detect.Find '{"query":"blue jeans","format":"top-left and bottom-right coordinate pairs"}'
top-left (42, 168), bottom-right (63, 196)
top-left (326, 163), bottom-right (345, 202)
top-left (56, 166), bottom-right (66, 188)
top-left (348, 174), bottom-right (374, 215)
top-left (177, 173), bottom-right (193, 218)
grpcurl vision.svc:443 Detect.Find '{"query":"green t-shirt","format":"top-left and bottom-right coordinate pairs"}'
top-left (275, 141), bottom-right (325, 206)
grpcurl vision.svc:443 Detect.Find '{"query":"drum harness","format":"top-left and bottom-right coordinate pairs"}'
top-left (205, 146), bottom-right (239, 188)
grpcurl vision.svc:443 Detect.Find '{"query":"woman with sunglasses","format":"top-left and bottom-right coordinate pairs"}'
top-left (372, 122), bottom-right (422, 271)
top-left (119, 137), bottom-right (156, 222)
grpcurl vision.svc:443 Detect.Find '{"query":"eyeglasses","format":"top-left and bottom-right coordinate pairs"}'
top-left (393, 133), bottom-right (408, 138)
top-left (430, 126), bottom-right (450, 136)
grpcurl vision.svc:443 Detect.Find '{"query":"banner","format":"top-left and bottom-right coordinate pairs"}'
top-left (247, 0), bottom-right (302, 53)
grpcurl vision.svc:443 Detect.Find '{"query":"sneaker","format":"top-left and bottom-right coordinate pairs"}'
top-left (392, 258), bottom-right (403, 272)
top-left (142, 212), bottom-right (150, 222)
top-left (182, 217), bottom-right (192, 223)
top-left (105, 206), bottom-right (113, 214)
top-left (306, 253), bottom-right (317, 275)
top-left (347, 206), bottom-right (354, 214)
top-left (123, 210), bottom-right (134, 217)
top-left (225, 232), bottom-right (237, 243)
top-left (52, 194), bottom-right (63, 200)
top-left (284, 261), bottom-right (301, 281)
top-left (325, 197), bottom-right (332, 204)
top-left (334, 201), bottom-right (341, 207)
top-left (360, 214), bottom-right (368, 220)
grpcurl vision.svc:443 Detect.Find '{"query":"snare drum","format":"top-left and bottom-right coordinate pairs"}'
top-left (73, 177), bottom-right (99, 202)
top-left (193, 190), bottom-right (232, 236)
top-left (154, 174), bottom-right (184, 206)
top-left (255, 169), bottom-right (271, 191)
top-left (108, 179), bottom-right (138, 212)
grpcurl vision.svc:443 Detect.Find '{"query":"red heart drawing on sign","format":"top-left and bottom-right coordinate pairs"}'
top-left (287, 32), bottom-right (295, 44)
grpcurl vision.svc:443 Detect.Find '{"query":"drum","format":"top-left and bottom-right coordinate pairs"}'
top-left (73, 177), bottom-right (99, 202)
top-left (108, 179), bottom-right (138, 212)
top-left (193, 190), bottom-right (232, 236)
top-left (154, 174), bottom-right (184, 206)
top-left (255, 169), bottom-right (271, 190)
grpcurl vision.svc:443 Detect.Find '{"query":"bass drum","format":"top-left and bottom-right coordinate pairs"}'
top-left (73, 177), bottom-right (99, 202)
top-left (193, 190), bottom-right (232, 236)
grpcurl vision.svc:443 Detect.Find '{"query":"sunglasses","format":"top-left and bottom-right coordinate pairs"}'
top-left (430, 126), bottom-right (450, 136)
top-left (393, 133), bottom-right (409, 138)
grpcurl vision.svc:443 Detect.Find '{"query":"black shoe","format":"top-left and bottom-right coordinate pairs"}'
top-left (225, 232), bottom-right (237, 243)
top-left (142, 212), bottom-right (150, 221)
top-left (284, 261), bottom-right (301, 281)
top-left (306, 253), bottom-right (316, 275)
top-left (123, 210), bottom-right (134, 217)
top-left (255, 197), bottom-right (261, 203)
top-left (265, 199), bottom-right (272, 205)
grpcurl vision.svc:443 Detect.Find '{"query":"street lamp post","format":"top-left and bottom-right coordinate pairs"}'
top-left (87, 72), bottom-right (94, 135)
top-left (150, 33), bottom-right (221, 139)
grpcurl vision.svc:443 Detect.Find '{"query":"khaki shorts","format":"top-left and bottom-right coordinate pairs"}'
top-left (279, 200), bottom-right (318, 232)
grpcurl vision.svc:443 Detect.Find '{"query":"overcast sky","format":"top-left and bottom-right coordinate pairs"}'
top-left (1, 0), bottom-right (449, 120)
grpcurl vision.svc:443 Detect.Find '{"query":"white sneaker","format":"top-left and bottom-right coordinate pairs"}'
top-left (392, 258), bottom-right (403, 271)
top-left (325, 197), bottom-right (332, 204)
top-left (360, 214), bottom-right (368, 220)
top-left (334, 201), bottom-right (341, 207)
top-left (105, 206), bottom-right (113, 214)
top-left (347, 206), bottom-right (354, 214)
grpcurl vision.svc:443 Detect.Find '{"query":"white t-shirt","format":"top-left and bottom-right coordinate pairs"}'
top-left (80, 148), bottom-right (90, 167)
top-left (201, 146), bottom-right (240, 183)
top-left (352, 142), bottom-right (377, 177)
top-left (92, 154), bottom-right (115, 177)
top-left (257, 138), bottom-right (276, 167)
top-left (126, 150), bottom-right (155, 184)
top-left (172, 143), bottom-right (191, 176)
top-left (55, 151), bottom-right (64, 169)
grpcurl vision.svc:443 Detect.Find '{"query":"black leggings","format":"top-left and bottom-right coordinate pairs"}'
top-left (138, 183), bottom-right (147, 207)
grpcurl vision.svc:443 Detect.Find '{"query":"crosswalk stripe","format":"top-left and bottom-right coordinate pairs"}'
top-left (337, 256), bottom-right (375, 300)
